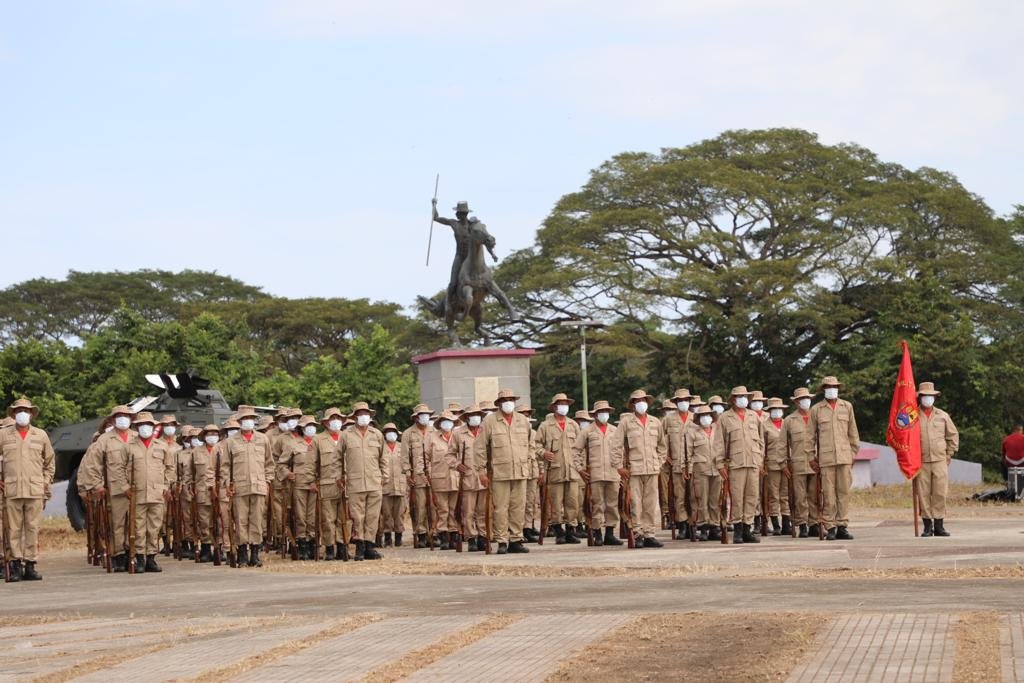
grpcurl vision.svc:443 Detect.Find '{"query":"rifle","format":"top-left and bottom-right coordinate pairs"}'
top-left (786, 469), bottom-right (798, 538)
top-left (816, 469), bottom-right (825, 541)
top-left (84, 483), bottom-right (94, 565)
top-left (100, 452), bottom-right (113, 573)
top-left (621, 473), bottom-right (636, 549)
top-left (584, 437), bottom-right (593, 547)
top-left (666, 467), bottom-right (677, 539)
top-left (227, 447), bottom-right (239, 568)
top-left (719, 473), bottom-right (731, 545)
top-left (314, 449), bottom-right (322, 562)
top-left (264, 479), bottom-right (274, 552)
top-left (688, 471), bottom-right (698, 543)
top-left (126, 449), bottom-right (137, 574)
top-left (171, 458), bottom-right (181, 560)
top-left (189, 455), bottom-right (200, 562)
top-left (760, 470), bottom-right (770, 537)
top-left (1, 458), bottom-right (12, 582)
top-left (483, 456), bottom-right (493, 555)
top-left (211, 450), bottom-right (224, 567)
top-left (422, 449), bottom-right (435, 551)
top-left (454, 448), bottom-right (465, 553)
top-left (538, 455), bottom-right (549, 546)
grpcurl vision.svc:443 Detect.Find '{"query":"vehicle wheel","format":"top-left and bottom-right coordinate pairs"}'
top-left (66, 468), bottom-right (87, 531)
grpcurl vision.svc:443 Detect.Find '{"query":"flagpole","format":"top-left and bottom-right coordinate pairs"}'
top-left (911, 475), bottom-right (921, 537)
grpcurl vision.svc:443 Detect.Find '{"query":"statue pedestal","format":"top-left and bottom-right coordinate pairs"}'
top-left (412, 348), bottom-right (535, 411)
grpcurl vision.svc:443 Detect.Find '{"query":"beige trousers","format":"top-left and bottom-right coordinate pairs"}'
top-left (524, 478), bottom-right (539, 528)
top-left (766, 469), bottom-right (790, 516)
top-left (411, 486), bottom-right (428, 534)
top-left (671, 472), bottom-right (689, 522)
top-left (292, 488), bottom-right (317, 539)
top-left (320, 496), bottom-right (342, 544)
top-left (548, 480), bottom-right (579, 526)
top-left (131, 501), bottom-right (164, 555)
top-left (820, 464), bottom-right (851, 528)
top-left (917, 459), bottom-right (949, 519)
top-left (110, 494), bottom-right (130, 555)
top-left (791, 473), bottom-right (819, 526)
top-left (588, 481), bottom-right (620, 528)
top-left (460, 489), bottom-right (488, 536)
top-left (491, 479), bottom-right (527, 544)
top-left (728, 467), bottom-right (760, 526)
top-left (5, 497), bottom-right (43, 561)
top-left (433, 490), bottom-right (459, 532)
top-left (270, 484), bottom-right (286, 540)
top-left (348, 490), bottom-right (382, 541)
top-left (628, 474), bottom-right (660, 538)
top-left (233, 494), bottom-right (266, 544)
top-left (380, 495), bottom-right (405, 533)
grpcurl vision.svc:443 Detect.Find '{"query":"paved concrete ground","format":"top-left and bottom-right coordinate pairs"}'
top-left (2, 515), bottom-right (1022, 680)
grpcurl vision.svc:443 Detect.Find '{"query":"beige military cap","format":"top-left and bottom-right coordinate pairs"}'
top-left (589, 400), bottom-right (615, 414)
top-left (917, 382), bottom-right (940, 396)
top-left (132, 411), bottom-right (156, 425)
top-left (7, 397), bottom-right (39, 418)
top-left (790, 387), bottom-right (815, 401)
top-left (495, 388), bottom-right (520, 402)
top-left (765, 397), bottom-right (788, 409)
top-left (729, 386), bottom-right (753, 398)
top-left (820, 376), bottom-right (842, 387)
top-left (410, 403), bottom-right (432, 418)
top-left (627, 389), bottom-right (655, 404)
top-left (351, 401), bottom-right (376, 417)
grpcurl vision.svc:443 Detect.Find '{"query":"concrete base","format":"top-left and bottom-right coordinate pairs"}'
top-left (412, 348), bottom-right (535, 412)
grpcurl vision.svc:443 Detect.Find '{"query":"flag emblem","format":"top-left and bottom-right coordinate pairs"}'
top-left (895, 403), bottom-right (918, 429)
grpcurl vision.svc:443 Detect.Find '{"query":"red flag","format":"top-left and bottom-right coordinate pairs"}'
top-left (886, 340), bottom-right (922, 479)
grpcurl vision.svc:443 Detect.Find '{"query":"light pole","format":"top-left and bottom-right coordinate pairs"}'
top-left (559, 319), bottom-right (604, 411)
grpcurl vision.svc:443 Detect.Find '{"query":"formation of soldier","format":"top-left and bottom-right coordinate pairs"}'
top-left (0, 376), bottom-right (962, 581)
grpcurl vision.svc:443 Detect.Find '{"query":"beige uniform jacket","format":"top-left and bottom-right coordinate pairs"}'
top-left (920, 408), bottom-right (959, 462)
top-left (401, 425), bottom-right (432, 488)
top-left (76, 440), bottom-right (104, 491)
top-left (160, 438), bottom-right (182, 482)
top-left (572, 423), bottom-right (621, 482)
top-left (473, 411), bottom-right (533, 481)
top-left (782, 413), bottom-right (814, 475)
top-left (422, 431), bottom-right (459, 492)
top-left (272, 432), bottom-right (301, 484)
top-left (127, 437), bottom-right (175, 504)
top-left (686, 423), bottom-right (717, 476)
top-left (609, 414), bottom-right (667, 476)
top-left (0, 425), bottom-right (55, 499)
top-left (98, 430), bottom-right (136, 496)
top-left (187, 445), bottom-right (216, 505)
top-left (534, 415), bottom-right (582, 484)
top-left (713, 409), bottom-right (765, 471)
top-left (664, 411), bottom-right (693, 474)
top-left (277, 437), bottom-right (317, 491)
top-left (452, 425), bottom-right (483, 491)
top-left (764, 419), bottom-right (787, 471)
top-left (807, 400), bottom-right (859, 467)
top-left (339, 426), bottom-right (388, 494)
top-left (221, 432), bottom-right (274, 496)
top-left (381, 441), bottom-right (408, 495)
top-left (313, 432), bottom-right (344, 499)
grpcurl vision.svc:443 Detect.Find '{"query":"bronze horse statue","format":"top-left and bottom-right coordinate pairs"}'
top-left (418, 219), bottom-right (520, 345)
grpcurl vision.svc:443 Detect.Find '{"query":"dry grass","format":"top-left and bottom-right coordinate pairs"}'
top-left (32, 642), bottom-right (172, 683)
top-left (951, 612), bottom-right (1002, 682)
top-left (764, 564), bottom-right (1024, 580)
top-left (362, 613), bottom-right (521, 682)
top-left (545, 612), bottom-right (828, 682)
top-left (850, 483), bottom-right (1012, 510)
top-left (4, 614), bottom-right (83, 627)
top-left (38, 517), bottom-right (87, 553)
top-left (192, 613), bottom-right (379, 682)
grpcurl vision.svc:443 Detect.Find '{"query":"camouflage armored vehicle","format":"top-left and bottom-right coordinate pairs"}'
top-left (48, 372), bottom-right (249, 530)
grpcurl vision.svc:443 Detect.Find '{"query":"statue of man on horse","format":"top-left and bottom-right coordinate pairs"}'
top-left (418, 198), bottom-right (520, 346)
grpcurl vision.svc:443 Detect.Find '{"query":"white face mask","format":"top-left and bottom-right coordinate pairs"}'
top-left (750, 401), bottom-right (763, 411)
top-left (240, 419), bottom-right (255, 431)
top-left (14, 412), bottom-right (31, 427)
top-left (824, 388), bottom-right (839, 400)
top-left (920, 395), bottom-right (935, 408)
top-left (417, 413), bottom-right (431, 426)
top-left (579, 421), bottom-right (593, 431)
top-left (303, 425), bottom-right (316, 437)
top-left (278, 421), bottom-right (290, 431)
top-left (769, 409), bottom-right (784, 420)
top-left (227, 429), bottom-right (239, 438)
top-left (633, 401), bottom-right (648, 415)
top-left (137, 424), bottom-right (154, 439)
top-left (734, 397), bottom-right (749, 409)
top-left (439, 419), bottom-right (453, 432)
top-left (798, 398), bottom-right (812, 411)
top-left (676, 401), bottom-right (689, 412)
top-left (712, 405), bottom-right (725, 414)
top-left (467, 415), bottom-right (482, 427)
top-left (385, 431), bottom-right (398, 443)
top-left (699, 415), bottom-right (713, 427)
top-left (596, 412), bottom-right (610, 424)
top-left (205, 435), bottom-right (220, 446)
top-left (190, 438), bottom-right (202, 448)
top-left (328, 419), bottom-right (343, 432)
top-left (554, 404), bottom-right (569, 416)
top-left (287, 418), bottom-right (299, 430)
top-left (356, 414), bottom-right (371, 427)
top-left (114, 416), bottom-right (131, 430)
top-left (163, 425), bottom-right (177, 437)
top-left (500, 400), bottom-right (515, 414)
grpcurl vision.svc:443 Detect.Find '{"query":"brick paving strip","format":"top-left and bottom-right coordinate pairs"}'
top-left (405, 613), bottom-right (630, 683)
top-left (787, 613), bottom-right (955, 682)
top-left (1001, 613), bottom-right (1024, 683)
top-left (242, 615), bottom-right (485, 682)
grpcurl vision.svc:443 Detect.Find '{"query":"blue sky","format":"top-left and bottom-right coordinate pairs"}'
top-left (2, 1), bottom-right (1021, 307)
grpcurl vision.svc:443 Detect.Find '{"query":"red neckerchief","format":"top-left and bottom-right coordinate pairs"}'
top-left (924, 408), bottom-right (933, 418)
top-left (801, 412), bottom-right (809, 424)
top-left (330, 432), bottom-right (340, 443)
top-left (17, 427), bottom-right (29, 440)
top-left (387, 442), bottom-right (397, 452)
top-left (598, 424), bottom-right (608, 435)
top-left (141, 437), bottom-right (152, 449)
top-left (469, 427), bottom-right (480, 437)
top-left (637, 414), bottom-right (647, 427)
top-left (678, 411), bottom-right (689, 425)
top-left (735, 408), bottom-right (746, 421)
top-left (828, 400), bottom-right (837, 411)
top-left (756, 411), bottom-right (764, 420)
top-left (441, 432), bottom-right (452, 444)
top-left (206, 445), bottom-right (215, 454)
top-left (772, 419), bottom-right (783, 430)
top-left (304, 436), bottom-right (313, 445)
top-left (118, 431), bottom-right (130, 443)
top-left (504, 415), bottom-right (514, 426)
top-left (243, 432), bottom-right (253, 442)
top-left (704, 427), bottom-right (713, 437)
top-left (556, 417), bottom-right (566, 432)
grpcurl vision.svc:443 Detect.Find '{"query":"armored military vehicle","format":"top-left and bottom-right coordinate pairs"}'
top-left (49, 372), bottom-right (245, 530)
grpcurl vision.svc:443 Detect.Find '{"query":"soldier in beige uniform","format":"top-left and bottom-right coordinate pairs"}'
top-left (156, 415), bottom-right (182, 555)
top-left (172, 425), bottom-right (196, 555)
top-left (453, 404), bottom-right (487, 550)
top-left (314, 408), bottom-right (348, 559)
top-left (807, 376), bottom-right (859, 541)
top-left (686, 404), bottom-right (719, 541)
top-left (192, 425), bottom-right (220, 562)
top-left (712, 386), bottom-right (765, 544)
top-left (763, 398), bottom-right (791, 535)
top-left (535, 394), bottom-right (582, 544)
top-left (339, 402), bottom-right (388, 561)
top-left (223, 406), bottom-right (274, 567)
top-left (783, 388), bottom-right (818, 537)
top-left (279, 415), bottom-right (319, 560)
top-left (663, 388), bottom-right (694, 540)
top-left (572, 400), bottom-right (623, 546)
top-left (1, 398), bottom-right (56, 581)
top-left (916, 382), bottom-right (959, 537)
top-left (570, 410), bottom-right (593, 535)
top-left (402, 403), bottom-right (433, 548)
top-left (518, 405), bottom-right (542, 542)
top-left (379, 422), bottom-right (406, 548)
top-left (269, 407), bottom-right (300, 548)
top-left (122, 412), bottom-right (174, 572)
top-left (430, 411), bottom-right (463, 549)
top-left (610, 389), bottom-right (668, 547)
top-left (94, 405), bottom-right (137, 572)
top-left (474, 388), bottom-right (532, 554)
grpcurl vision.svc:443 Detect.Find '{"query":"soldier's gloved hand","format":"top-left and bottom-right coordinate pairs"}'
top-left (683, 471), bottom-right (691, 481)
top-left (164, 490), bottom-right (173, 502)
top-left (335, 479), bottom-right (344, 491)
top-left (579, 470), bottom-right (590, 481)
top-left (44, 483), bottom-right (51, 496)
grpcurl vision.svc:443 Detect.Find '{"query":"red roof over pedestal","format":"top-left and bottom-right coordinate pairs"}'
top-left (411, 348), bottom-right (537, 365)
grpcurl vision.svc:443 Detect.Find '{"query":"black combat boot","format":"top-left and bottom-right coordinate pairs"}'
top-left (496, 542), bottom-right (507, 554)
top-left (353, 540), bottom-right (366, 561)
top-left (112, 554), bottom-right (127, 573)
top-left (477, 535), bottom-right (489, 551)
top-left (394, 532), bottom-right (403, 547)
top-left (798, 523), bottom-right (808, 538)
top-left (642, 536), bottom-right (663, 548)
top-left (248, 544), bottom-right (261, 567)
top-left (921, 518), bottom-right (933, 537)
top-left (364, 542), bottom-right (382, 560)
top-left (934, 519), bottom-right (950, 537)
top-left (467, 536), bottom-right (478, 551)
top-left (781, 516), bottom-right (793, 535)
top-left (836, 526), bottom-right (854, 540)
top-left (699, 524), bottom-right (710, 541)
top-left (807, 523), bottom-right (820, 537)
top-left (733, 524), bottom-right (745, 544)
top-left (324, 544), bottom-right (336, 560)
top-left (8, 559), bottom-right (22, 581)
top-left (383, 532), bottom-right (393, 547)
top-left (160, 536), bottom-right (171, 556)
top-left (826, 527), bottom-right (837, 540)
top-left (22, 560), bottom-right (41, 581)
top-left (144, 555), bottom-right (161, 573)
top-left (708, 525), bottom-right (722, 541)
top-left (742, 523), bottom-right (761, 543)
top-left (374, 534), bottom-right (383, 549)
top-left (416, 532), bottom-right (428, 548)
top-left (134, 554), bottom-right (146, 573)
top-left (770, 516), bottom-right (782, 536)
top-left (592, 528), bottom-right (603, 546)
top-left (507, 540), bottom-right (529, 553)
top-left (439, 531), bottom-right (450, 550)
top-left (199, 544), bottom-right (213, 563)
top-left (551, 525), bottom-right (565, 543)
top-left (563, 524), bottom-right (580, 544)
top-left (523, 527), bottom-right (540, 542)
top-left (676, 521), bottom-right (689, 539)
top-left (236, 545), bottom-right (248, 566)
top-left (336, 542), bottom-right (349, 561)
top-left (603, 526), bottom-right (623, 545)
top-left (576, 523), bottom-right (587, 536)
